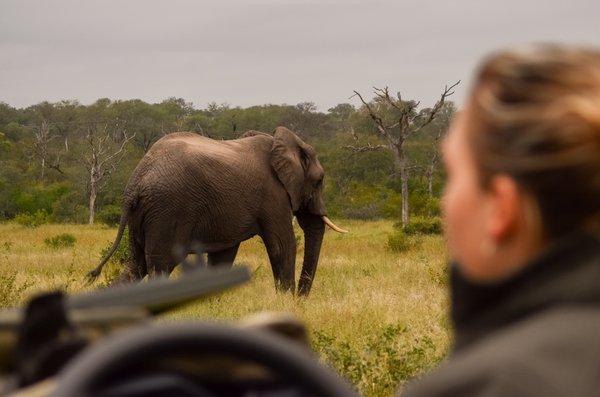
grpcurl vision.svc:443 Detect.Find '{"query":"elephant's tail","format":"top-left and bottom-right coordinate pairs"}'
top-left (86, 209), bottom-right (128, 284)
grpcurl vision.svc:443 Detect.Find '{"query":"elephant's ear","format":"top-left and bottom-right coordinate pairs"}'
top-left (270, 127), bottom-right (306, 212)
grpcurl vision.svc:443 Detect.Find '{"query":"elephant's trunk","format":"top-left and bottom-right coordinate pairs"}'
top-left (296, 212), bottom-right (325, 296)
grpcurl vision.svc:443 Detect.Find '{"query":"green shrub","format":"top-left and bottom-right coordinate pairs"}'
top-left (386, 229), bottom-right (411, 253)
top-left (313, 324), bottom-right (441, 396)
top-left (0, 132), bottom-right (11, 151)
top-left (423, 197), bottom-right (441, 217)
top-left (44, 233), bottom-right (76, 249)
top-left (51, 192), bottom-right (88, 223)
top-left (13, 183), bottom-right (71, 216)
top-left (13, 210), bottom-right (50, 228)
top-left (97, 205), bottom-right (122, 226)
top-left (400, 216), bottom-right (442, 236)
top-left (380, 193), bottom-right (402, 219)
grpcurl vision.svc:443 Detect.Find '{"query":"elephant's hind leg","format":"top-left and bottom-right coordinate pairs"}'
top-left (208, 244), bottom-right (240, 267)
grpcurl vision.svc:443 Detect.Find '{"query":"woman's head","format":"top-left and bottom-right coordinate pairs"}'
top-left (443, 45), bottom-right (600, 283)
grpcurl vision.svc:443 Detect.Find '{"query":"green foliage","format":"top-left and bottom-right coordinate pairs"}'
top-left (326, 180), bottom-right (400, 220)
top-left (44, 233), bottom-right (76, 249)
top-left (313, 324), bottom-right (440, 396)
top-left (0, 132), bottom-right (11, 152)
top-left (13, 183), bottom-right (71, 217)
top-left (0, 98), bottom-right (453, 223)
top-left (409, 190), bottom-right (441, 217)
top-left (97, 205), bottom-right (122, 226)
top-left (423, 197), bottom-right (441, 217)
top-left (51, 193), bottom-right (89, 223)
top-left (400, 216), bottom-right (443, 236)
top-left (13, 210), bottom-right (50, 227)
top-left (2, 122), bottom-right (26, 141)
top-left (380, 193), bottom-right (403, 219)
top-left (386, 229), bottom-right (411, 253)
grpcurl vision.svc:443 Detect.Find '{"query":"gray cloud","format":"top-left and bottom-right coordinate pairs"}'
top-left (1, 0), bottom-right (599, 110)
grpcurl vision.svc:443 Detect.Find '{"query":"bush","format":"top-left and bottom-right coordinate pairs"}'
top-left (44, 233), bottom-right (76, 249)
top-left (399, 216), bottom-right (442, 236)
top-left (313, 324), bottom-right (440, 396)
top-left (386, 229), bottom-right (411, 253)
top-left (97, 205), bottom-right (122, 227)
top-left (13, 183), bottom-right (71, 216)
top-left (51, 192), bottom-right (88, 223)
top-left (13, 210), bottom-right (50, 228)
top-left (423, 197), bottom-right (441, 217)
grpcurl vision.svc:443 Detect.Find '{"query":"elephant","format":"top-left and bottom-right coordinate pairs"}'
top-left (86, 126), bottom-right (347, 295)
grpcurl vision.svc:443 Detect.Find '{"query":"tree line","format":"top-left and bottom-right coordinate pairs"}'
top-left (0, 93), bottom-right (455, 225)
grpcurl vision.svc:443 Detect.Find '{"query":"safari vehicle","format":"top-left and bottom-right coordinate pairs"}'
top-left (0, 266), bottom-right (357, 397)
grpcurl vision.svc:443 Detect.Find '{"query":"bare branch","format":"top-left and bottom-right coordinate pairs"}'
top-left (351, 90), bottom-right (388, 138)
top-left (415, 80), bottom-right (460, 132)
top-left (373, 86), bottom-right (405, 113)
top-left (98, 131), bottom-right (136, 169)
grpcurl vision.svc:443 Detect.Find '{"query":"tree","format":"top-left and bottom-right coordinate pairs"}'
top-left (327, 103), bottom-right (355, 134)
top-left (30, 119), bottom-right (66, 179)
top-left (23, 102), bottom-right (70, 180)
top-left (112, 100), bottom-right (164, 152)
top-left (349, 81), bottom-right (459, 226)
top-left (424, 102), bottom-right (455, 197)
top-left (81, 122), bottom-right (135, 224)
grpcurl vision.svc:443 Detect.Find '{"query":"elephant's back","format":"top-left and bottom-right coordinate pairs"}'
top-left (130, 131), bottom-right (268, 220)
top-left (149, 132), bottom-right (262, 164)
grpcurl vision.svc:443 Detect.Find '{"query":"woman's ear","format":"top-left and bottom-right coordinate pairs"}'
top-left (486, 175), bottom-right (522, 243)
top-left (270, 127), bottom-right (305, 212)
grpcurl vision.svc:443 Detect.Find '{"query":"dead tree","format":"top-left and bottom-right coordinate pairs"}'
top-left (82, 123), bottom-right (135, 224)
top-left (31, 120), bottom-right (65, 180)
top-left (349, 81), bottom-right (459, 226)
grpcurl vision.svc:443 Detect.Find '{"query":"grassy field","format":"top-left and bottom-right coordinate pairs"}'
top-left (0, 220), bottom-right (450, 396)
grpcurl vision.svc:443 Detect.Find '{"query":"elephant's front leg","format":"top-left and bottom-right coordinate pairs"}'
top-left (260, 219), bottom-right (296, 293)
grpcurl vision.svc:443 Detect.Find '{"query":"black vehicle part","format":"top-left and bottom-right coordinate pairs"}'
top-left (53, 323), bottom-right (358, 397)
top-left (97, 373), bottom-right (215, 397)
top-left (0, 266), bottom-right (250, 392)
top-left (15, 292), bottom-right (87, 388)
top-left (0, 266), bottom-right (250, 332)
top-left (68, 266), bottom-right (250, 314)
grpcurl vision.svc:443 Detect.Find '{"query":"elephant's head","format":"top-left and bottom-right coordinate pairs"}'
top-left (271, 126), bottom-right (347, 295)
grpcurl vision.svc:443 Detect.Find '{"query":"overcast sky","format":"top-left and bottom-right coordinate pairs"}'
top-left (1, 0), bottom-right (599, 111)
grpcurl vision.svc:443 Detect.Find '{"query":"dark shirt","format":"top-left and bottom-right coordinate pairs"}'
top-left (402, 232), bottom-right (600, 397)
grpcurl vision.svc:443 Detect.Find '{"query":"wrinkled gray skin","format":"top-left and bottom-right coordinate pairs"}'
top-left (87, 127), bottom-right (331, 295)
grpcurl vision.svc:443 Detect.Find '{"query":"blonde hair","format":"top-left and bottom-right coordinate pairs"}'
top-left (468, 44), bottom-right (600, 238)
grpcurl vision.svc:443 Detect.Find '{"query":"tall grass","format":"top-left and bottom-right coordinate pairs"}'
top-left (0, 220), bottom-right (450, 396)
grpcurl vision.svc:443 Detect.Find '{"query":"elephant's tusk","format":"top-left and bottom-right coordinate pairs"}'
top-left (322, 216), bottom-right (349, 233)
